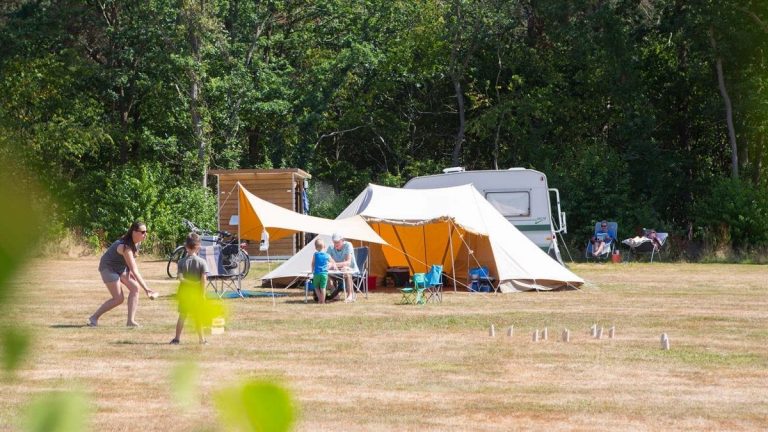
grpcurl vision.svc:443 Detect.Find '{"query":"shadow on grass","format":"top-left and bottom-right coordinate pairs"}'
top-left (111, 340), bottom-right (175, 345)
top-left (282, 299), bottom-right (348, 305)
top-left (50, 324), bottom-right (89, 329)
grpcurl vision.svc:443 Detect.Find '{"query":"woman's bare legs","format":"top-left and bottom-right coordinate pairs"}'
top-left (121, 273), bottom-right (141, 326)
top-left (89, 280), bottom-right (124, 325)
top-left (174, 314), bottom-right (185, 341)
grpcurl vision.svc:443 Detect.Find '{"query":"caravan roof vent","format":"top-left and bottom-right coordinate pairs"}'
top-left (443, 167), bottom-right (465, 174)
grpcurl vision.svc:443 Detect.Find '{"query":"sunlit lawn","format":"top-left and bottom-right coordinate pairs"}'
top-left (2, 259), bottom-right (767, 431)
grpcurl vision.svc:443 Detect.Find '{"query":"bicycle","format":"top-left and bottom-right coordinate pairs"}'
top-left (166, 220), bottom-right (251, 279)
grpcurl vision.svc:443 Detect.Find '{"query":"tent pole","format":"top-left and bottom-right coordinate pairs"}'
top-left (449, 221), bottom-right (456, 292)
top-left (422, 225), bottom-right (427, 273)
top-left (236, 182), bottom-right (241, 248)
top-left (392, 225), bottom-right (414, 273)
top-left (439, 222), bottom-right (453, 265)
top-left (268, 245), bottom-right (275, 308)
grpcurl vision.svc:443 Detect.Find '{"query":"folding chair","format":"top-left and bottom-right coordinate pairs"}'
top-left (586, 221), bottom-right (618, 261)
top-left (199, 245), bottom-right (243, 298)
top-left (424, 264), bottom-right (443, 303)
top-left (351, 246), bottom-right (370, 299)
top-left (400, 273), bottom-right (426, 304)
top-left (623, 228), bottom-right (668, 262)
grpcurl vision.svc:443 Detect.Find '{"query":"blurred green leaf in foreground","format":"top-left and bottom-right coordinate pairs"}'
top-left (0, 159), bottom-right (43, 308)
top-left (22, 391), bottom-right (90, 432)
top-left (215, 380), bottom-right (296, 432)
top-left (1, 327), bottom-right (31, 374)
top-left (171, 361), bottom-right (200, 410)
top-left (0, 160), bottom-right (44, 377)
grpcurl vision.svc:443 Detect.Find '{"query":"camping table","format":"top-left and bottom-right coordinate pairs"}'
top-left (303, 269), bottom-right (361, 303)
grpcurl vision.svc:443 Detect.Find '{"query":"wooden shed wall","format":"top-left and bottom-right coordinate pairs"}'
top-left (212, 171), bottom-right (309, 257)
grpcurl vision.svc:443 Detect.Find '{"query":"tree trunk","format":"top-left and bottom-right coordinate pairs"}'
top-left (247, 127), bottom-right (261, 167)
top-left (184, 4), bottom-right (208, 187)
top-left (119, 101), bottom-right (130, 163)
top-left (709, 28), bottom-right (738, 179)
top-left (451, 76), bottom-right (466, 167)
top-left (190, 77), bottom-right (207, 187)
top-left (492, 49), bottom-right (503, 170)
top-left (753, 136), bottom-right (764, 185)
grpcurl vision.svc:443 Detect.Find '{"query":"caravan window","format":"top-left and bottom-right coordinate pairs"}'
top-left (485, 191), bottom-right (530, 217)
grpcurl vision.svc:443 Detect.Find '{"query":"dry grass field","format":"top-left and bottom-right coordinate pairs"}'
top-left (1, 257), bottom-right (767, 431)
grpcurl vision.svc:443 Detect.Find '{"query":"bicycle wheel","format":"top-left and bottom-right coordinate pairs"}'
top-left (166, 246), bottom-right (187, 278)
top-left (235, 250), bottom-right (250, 277)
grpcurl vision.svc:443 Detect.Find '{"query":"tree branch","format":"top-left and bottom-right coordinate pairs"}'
top-left (737, 7), bottom-right (768, 33)
top-left (313, 125), bottom-right (366, 151)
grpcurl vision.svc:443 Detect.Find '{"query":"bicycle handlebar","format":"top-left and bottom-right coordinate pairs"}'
top-left (182, 219), bottom-right (233, 239)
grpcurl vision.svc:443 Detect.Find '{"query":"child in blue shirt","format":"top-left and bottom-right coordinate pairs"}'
top-left (311, 238), bottom-right (333, 304)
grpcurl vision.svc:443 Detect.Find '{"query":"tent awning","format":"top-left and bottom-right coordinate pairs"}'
top-left (237, 183), bottom-right (386, 244)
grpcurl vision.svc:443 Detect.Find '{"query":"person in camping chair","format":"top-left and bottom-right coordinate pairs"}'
top-left (645, 229), bottom-right (662, 250)
top-left (327, 233), bottom-right (358, 303)
top-left (590, 221), bottom-right (614, 257)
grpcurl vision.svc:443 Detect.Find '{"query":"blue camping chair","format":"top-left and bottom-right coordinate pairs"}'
top-left (351, 246), bottom-right (370, 299)
top-left (586, 221), bottom-right (618, 261)
top-left (424, 264), bottom-right (443, 303)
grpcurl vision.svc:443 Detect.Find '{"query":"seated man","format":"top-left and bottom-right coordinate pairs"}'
top-left (590, 220), bottom-right (614, 257)
top-left (326, 232), bottom-right (358, 303)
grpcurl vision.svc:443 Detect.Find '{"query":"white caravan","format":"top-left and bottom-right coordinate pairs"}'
top-left (404, 167), bottom-right (568, 263)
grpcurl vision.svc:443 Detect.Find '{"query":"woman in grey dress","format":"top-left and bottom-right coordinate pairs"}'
top-left (88, 221), bottom-right (157, 327)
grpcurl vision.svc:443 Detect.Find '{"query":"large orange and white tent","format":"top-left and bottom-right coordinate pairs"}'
top-left (262, 184), bottom-right (583, 291)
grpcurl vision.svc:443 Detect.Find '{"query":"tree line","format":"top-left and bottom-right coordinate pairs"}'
top-left (1, 0), bottom-right (766, 258)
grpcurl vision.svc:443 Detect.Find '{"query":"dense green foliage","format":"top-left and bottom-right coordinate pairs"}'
top-left (1, 0), bottom-right (766, 255)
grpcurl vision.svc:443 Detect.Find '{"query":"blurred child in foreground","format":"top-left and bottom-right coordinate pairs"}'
top-left (171, 233), bottom-right (208, 344)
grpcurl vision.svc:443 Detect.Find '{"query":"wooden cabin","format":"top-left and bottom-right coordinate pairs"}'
top-left (208, 169), bottom-right (312, 259)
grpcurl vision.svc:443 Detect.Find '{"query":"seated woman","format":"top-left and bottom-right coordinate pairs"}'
top-left (645, 229), bottom-right (662, 250)
top-left (590, 221), bottom-right (614, 257)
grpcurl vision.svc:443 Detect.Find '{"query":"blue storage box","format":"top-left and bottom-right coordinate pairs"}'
top-left (469, 266), bottom-right (493, 292)
top-left (469, 266), bottom-right (490, 279)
